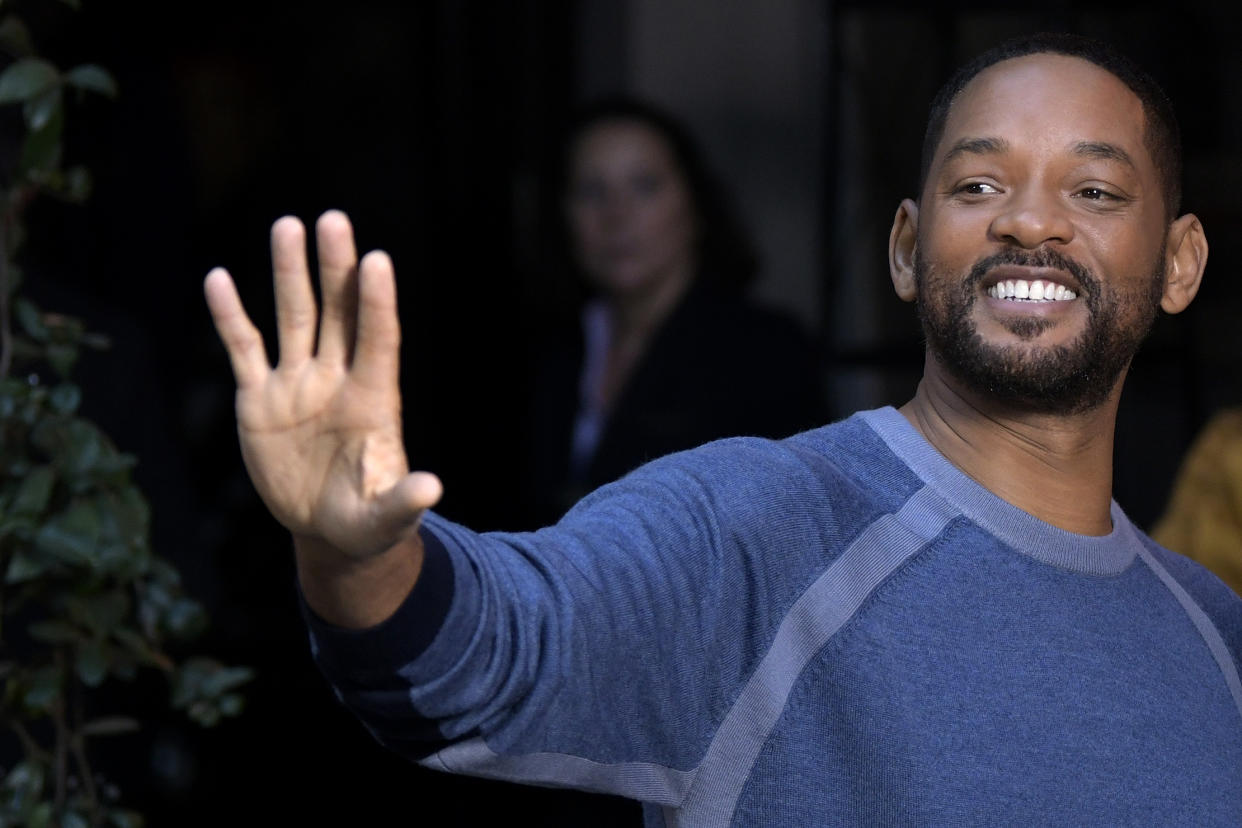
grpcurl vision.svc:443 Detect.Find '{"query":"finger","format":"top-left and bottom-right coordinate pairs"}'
top-left (375, 471), bottom-right (443, 531)
top-left (204, 268), bottom-right (271, 389)
top-left (270, 215), bottom-right (318, 367)
top-left (315, 210), bottom-right (359, 367)
top-left (352, 250), bottom-right (401, 390)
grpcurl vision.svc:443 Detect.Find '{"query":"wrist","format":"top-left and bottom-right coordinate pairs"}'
top-left (294, 532), bottom-right (425, 629)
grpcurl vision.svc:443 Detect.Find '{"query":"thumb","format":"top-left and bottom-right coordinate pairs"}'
top-left (372, 471), bottom-right (443, 534)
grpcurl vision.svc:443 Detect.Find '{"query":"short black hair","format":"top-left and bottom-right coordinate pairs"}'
top-left (918, 32), bottom-right (1182, 217)
top-left (559, 96), bottom-right (760, 293)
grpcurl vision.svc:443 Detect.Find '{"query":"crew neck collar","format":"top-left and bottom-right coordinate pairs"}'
top-left (860, 406), bottom-right (1140, 576)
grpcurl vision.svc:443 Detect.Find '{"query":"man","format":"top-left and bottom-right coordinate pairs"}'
top-left (204, 33), bottom-right (1239, 826)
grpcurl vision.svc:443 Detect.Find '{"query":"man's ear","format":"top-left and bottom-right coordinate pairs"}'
top-left (1161, 213), bottom-right (1208, 314)
top-left (889, 199), bottom-right (919, 303)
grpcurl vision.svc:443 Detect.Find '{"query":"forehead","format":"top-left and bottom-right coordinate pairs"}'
top-left (935, 53), bottom-right (1152, 172)
top-left (572, 120), bottom-right (677, 170)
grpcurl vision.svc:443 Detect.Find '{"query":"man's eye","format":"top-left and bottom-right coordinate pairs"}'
top-left (1073, 187), bottom-right (1132, 203)
top-left (956, 182), bottom-right (999, 195)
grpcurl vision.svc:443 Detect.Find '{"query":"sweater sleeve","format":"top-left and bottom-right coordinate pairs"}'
top-left (302, 434), bottom-right (847, 803)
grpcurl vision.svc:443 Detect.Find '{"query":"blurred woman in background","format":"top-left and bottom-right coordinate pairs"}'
top-left (524, 97), bottom-right (827, 526)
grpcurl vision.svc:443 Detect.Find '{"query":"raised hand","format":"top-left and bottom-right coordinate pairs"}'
top-left (204, 210), bottom-right (442, 564)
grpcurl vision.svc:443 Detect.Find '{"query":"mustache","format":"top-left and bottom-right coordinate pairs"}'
top-left (965, 247), bottom-right (1099, 301)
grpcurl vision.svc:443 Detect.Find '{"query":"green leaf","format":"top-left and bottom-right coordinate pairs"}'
top-left (98, 487), bottom-right (150, 547)
top-left (34, 500), bottom-right (99, 565)
top-left (6, 549), bottom-right (52, 583)
top-left (149, 558), bottom-right (181, 587)
top-left (19, 389), bottom-right (46, 425)
top-left (46, 342), bottom-right (77, 378)
top-left (13, 298), bottom-right (48, 342)
top-left (67, 591), bottom-right (129, 635)
top-left (19, 101), bottom-right (64, 176)
top-left (187, 701), bottom-right (219, 727)
top-left (64, 64), bottom-right (117, 98)
top-left (11, 465), bottom-right (54, 514)
top-left (28, 802), bottom-right (54, 828)
top-left (106, 808), bottom-right (144, 828)
top-left (75, 639), bottom-right (107, 686)
top-left (23, 665), bottom-right (61, 712)
top-left (0, 59), bottom-right (59, 105)
top-left (22, 85), bottom-right (62, 132)
top-left (61, 812), bottom-right (90, 828)
top-left (0, 516), bottom-right (38, 544)
top-left (112, 628), bottom-right (167, 669)
top-left (172, 658), bottom-right (253, 721)
top-left (97, 541), bottom-right (141, 579)
top-left (58, 0), bottom-right (82, 9)
top-left (1, 759), bottom-right (45, 801)
top-left (0, 385), bottom-right (20, 418)
top-left (49, 383), bottom-right (80, 414)
top-left (0, 18), bottom-right (36, 58)
top-left (63, 165), bottom-right (91, 202)
top-left (82, 716), bottom-right (140, 737)
top-left (200, 665), bottom-right (254, 697)
top-left (218, 692), bottom-right (244, 717)
top-left (170, 661), bottom-right (202, 708)
top-left (64, 421), bottom-right (106, 477)
top-left (165, 598), bottom-right (207, 638)
top-left (27, 620), bottom-right (79, 644)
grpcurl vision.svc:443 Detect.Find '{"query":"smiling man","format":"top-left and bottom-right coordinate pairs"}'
top-left (206, 32), bottom-right (1239, 827)
top-left (889, 42), bottom-right (1206, 537)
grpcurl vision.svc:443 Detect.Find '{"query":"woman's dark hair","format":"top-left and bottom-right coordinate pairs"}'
top-left (556, 96), bottom-right (760, 294)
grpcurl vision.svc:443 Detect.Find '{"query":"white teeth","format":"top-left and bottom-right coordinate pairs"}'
top-left (988, 278), bottom-right (1077, 302)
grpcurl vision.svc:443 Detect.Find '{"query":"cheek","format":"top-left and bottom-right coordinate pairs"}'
top-left (915, 212), bottom-right (973, 269)
top-left (642, 193), bottom-right (695, 253)
top-left (568, 207), bottom-right (605, 250)
top-left (1081, 225), bottom-right (1164, 291)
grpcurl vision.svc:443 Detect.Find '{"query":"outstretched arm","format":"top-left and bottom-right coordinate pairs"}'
top-left (204, 210), bottom-right (442, 629)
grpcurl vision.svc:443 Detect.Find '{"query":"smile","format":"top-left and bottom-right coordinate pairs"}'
top-left (986, 279), bottom-right (1077, 302)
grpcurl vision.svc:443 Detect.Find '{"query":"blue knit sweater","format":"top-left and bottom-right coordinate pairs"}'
top-left (307, 407), bottom-right (1242, 826)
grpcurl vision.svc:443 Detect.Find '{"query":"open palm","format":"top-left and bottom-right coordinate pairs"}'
top-left (204, 211), bottom-right (441, 560)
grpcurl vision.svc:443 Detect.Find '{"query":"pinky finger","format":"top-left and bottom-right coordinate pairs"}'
top-left (204, 268), bottom-right (272, 389)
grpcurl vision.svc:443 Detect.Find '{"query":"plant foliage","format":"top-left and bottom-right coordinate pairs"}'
top-left (0, 4), bottom-right (250, 825)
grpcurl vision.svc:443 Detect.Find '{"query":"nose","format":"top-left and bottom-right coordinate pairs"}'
top-left (988, 189), bottom-right (1075, 248)
top-left (595, 188), bottom-right (637, 228)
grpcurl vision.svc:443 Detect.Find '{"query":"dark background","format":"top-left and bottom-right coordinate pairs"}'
top-left (8, 0), bottom-right (1242, 822)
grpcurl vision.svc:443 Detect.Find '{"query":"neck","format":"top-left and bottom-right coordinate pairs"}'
top-left (607, 258), bottom-right (695, 341)
top-left (900, 353), bottom-right (1123, 536)
top-left (593, 259), bottom-right (696, 411)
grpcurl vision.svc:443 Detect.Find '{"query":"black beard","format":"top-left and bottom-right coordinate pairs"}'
top-left (914, 246), bottom-right (1164, 415)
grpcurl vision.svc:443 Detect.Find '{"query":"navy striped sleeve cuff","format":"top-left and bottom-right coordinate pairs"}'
top-left (300, 524), bottom-right (456, 676)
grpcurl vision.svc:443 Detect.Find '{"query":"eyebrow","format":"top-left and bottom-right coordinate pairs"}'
top-left (1072, 141), bottom-right (1137, 170)
top-left (942, 136), bottom-right (1010, 164)
top-left (941, 136), bottom-right (1139, 171)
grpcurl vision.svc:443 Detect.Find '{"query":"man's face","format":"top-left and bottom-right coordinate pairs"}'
top-left (913, 53), bottom-right (1170, 414)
